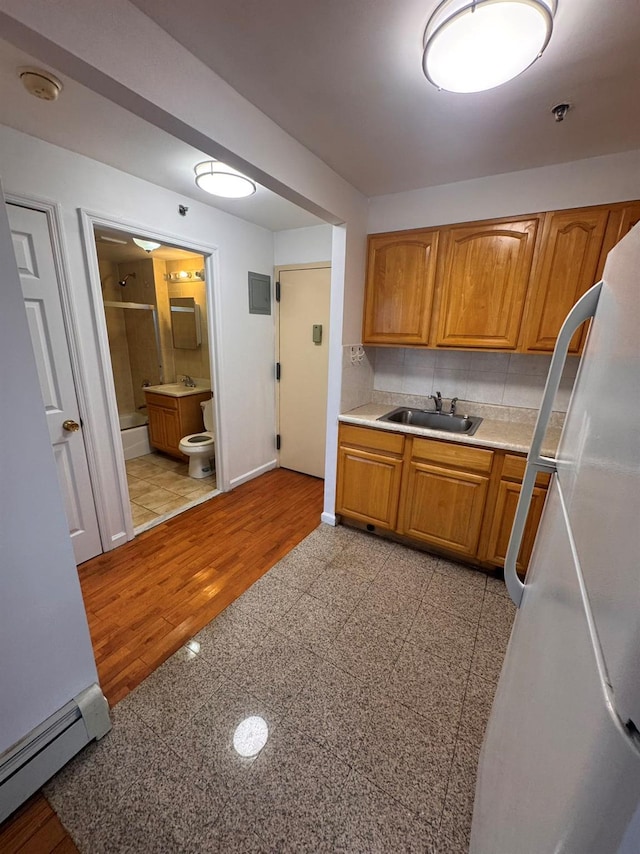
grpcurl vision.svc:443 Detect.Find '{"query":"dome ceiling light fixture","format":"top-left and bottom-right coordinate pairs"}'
top-left (422, 0), bottom-right (556, 94)
top-left (132, 238), bottom-right (161, 252)
top-left (194, 160), bottom-right (257, 199)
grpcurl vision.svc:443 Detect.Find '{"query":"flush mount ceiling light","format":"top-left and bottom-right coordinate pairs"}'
top-left (132, 238), bottom-right (161, 252)
top-left (422, 0), bottom-right (556, 93)
top-left (194, 160), bottom-right (257, 199)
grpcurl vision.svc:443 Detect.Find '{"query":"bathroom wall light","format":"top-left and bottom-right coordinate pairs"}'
top-left (422, 0), bottom-right (556, 93)
top-left (133, 238), bottom-right (161, 252)
top-left (165, 270), bottom-right (205, 283)
top-left (194, 160), bottom-right (256, 199)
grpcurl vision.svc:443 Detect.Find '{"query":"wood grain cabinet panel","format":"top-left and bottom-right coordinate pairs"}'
top-left (145, 390), bottom-right (211, 459)
top-left (522, 207), bottom-right (610, 353)
top-left (336, 447), bottom-right (404, 529)
top-left (399, 461), bottom-right (489, 557)
top-left (432, 217), bottom-right (539, 349)
top-left (597, 201), bottom-right (640, 279)
top-left (336, 425), bottom-right (405, 529)
top-left (483, 479), bottom-right (548, 576)
top-left (363, 229), bottom-right (439, 345)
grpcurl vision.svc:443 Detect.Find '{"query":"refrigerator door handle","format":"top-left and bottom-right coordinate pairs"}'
top-left (505, 282), bottom-right (603, 606)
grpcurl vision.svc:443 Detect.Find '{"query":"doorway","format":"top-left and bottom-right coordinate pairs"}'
top-left (93, 225), bottom-right (220, 532)
top-left (277, 264), bottom-right (331, 479)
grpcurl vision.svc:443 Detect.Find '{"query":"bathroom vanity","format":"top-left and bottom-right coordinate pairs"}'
top-left (144, 384), bottom-right (211, 460)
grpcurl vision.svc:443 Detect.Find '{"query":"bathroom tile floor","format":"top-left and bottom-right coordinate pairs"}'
top-left (125, 452), bottom-right (217, 530)
top-left (45, 525), bottom-right (516, 853)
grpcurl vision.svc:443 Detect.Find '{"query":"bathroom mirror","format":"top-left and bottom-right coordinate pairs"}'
top-left (170, 297), bottom-right (201, 349)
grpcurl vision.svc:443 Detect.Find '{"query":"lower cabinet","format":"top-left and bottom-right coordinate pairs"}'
top-left (335, 425), bottom-right (405, 529)
top-left (145, 390), bottom-right (211, 459)
top-left (398, 438), bottom-right (493, 558)
top-left (336, 424), bottom-right (549, 572)
top-left (479, 454), bottom-right (551, 575)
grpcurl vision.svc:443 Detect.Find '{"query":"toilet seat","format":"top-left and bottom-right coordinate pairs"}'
top-left (179, 398), bottom-right (216, 478)
top-left (179, 431), bottom-right (214, 453)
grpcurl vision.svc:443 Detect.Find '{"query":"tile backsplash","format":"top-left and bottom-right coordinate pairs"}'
top-left (372, 348), bottom-right (579, 412)
top-left (341, 344), bottom-right (374, 412)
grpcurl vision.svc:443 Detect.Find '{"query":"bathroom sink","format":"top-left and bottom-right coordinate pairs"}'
top-left (144, 382), bottom-right (210, 397)
top-left (378, 407), bottom-right (482, 435)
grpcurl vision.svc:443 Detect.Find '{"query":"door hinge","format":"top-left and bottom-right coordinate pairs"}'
top-left (276, 362), bottom-right (281, 381)
top-left (276, 434), bottom-right (281, 450)
top-left (275, 281), bottom-right (281, 302)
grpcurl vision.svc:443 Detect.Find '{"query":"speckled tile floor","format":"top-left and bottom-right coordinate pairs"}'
top-left (45, 525), bottom-right (516, 853)
top-left (125, 452), bottom-right (217, 530)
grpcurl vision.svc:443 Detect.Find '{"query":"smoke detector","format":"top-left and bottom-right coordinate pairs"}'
top-left (18, 67), bottom-right (63, 101)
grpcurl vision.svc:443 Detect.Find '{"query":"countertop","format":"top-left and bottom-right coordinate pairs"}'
top-left (144, 383), bottom-right (211, 398)
top-left (339, 401), bottom-right (562, 458)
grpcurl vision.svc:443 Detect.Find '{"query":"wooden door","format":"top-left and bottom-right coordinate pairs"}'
top-left (432, 217), bottom-right (539, 349)
top-left (522, 207), bottom-right (609, 353)
top-left (363, 229), bottom-right (438, 345)
top-left (278, 266), bottom-right (331, 479)
top-left (8, 203), bottom-right (102, 565)
top-left (484, 480), bottom-right (548, 576)
top-left (399, 461), bottom-right (489, 557)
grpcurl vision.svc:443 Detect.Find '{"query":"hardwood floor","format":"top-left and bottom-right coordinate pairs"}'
top-left (0, 468), bottom-right (324, 853)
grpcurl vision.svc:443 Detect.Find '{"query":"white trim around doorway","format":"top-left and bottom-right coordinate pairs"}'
top-left (78, 209), bottom-right (227, 548)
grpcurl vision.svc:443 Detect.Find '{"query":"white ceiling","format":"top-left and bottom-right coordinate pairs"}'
top-left (0, 39), bottom-right (324, 232)
top-left (130, 0), bottom-right (640, 196)
top-left (94, 226), bottom-right (204, 263)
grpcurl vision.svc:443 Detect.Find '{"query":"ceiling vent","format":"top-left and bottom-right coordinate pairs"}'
top-left (18, 67), bottom-right (63, 102)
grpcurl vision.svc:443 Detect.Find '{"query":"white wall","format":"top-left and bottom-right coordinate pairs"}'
top-left (274, 225), bottom-right (332, 266)
top-left (0, 0), bottom-right (370, 524)
top-left (0, 124), bottom-right (276, 548)
top-left (0, 196), bottom-right (98, 752)
top-left (368, 149), bottom-right (640, 233)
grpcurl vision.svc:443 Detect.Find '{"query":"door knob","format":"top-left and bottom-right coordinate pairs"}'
top-left (62, 419), bottom-right (80, 432)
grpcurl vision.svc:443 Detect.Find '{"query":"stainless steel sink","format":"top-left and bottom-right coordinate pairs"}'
top-left (377, 407), bottom-right (483, 435)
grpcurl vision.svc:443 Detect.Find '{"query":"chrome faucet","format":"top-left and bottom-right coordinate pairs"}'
top-left (429, 390), bottom-right (443, 413)
top-left (450, 397), bottom-right (458, 415)
top-left (181, 375), bottom-right (196, 388)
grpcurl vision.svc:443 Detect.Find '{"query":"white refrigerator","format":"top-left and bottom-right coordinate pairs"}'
top-left (0, 191), bottom-right (110, 823)
top-left (471, 225), bottom-right (640, 852)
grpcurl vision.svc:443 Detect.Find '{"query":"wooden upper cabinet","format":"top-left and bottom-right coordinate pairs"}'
top-left (596, 201), bottom-right (640, 279)
top-left (432, 217), bottom-right (540, 350)
top-left (363, 229), bottom-right (438, 345)
top-left (522, 207), bottom-right (610, 353)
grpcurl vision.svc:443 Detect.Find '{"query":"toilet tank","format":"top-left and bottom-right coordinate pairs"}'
top-left (201, 398), bottom-right (214, 431)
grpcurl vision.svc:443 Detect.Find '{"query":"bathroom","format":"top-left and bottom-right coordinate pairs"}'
top-left (96, 226), bottom-right (218, 530)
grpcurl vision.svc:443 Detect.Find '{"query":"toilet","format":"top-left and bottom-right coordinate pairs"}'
top-left (179, 398), bottom-right (216, 479)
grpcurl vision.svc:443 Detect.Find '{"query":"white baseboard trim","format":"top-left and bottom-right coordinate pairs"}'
top-left (229, 459), bottom-right (277, 489)
top-left (0, 683), bottom-right (110, 823)
top-left (321, 512), bottom-right (337, 526)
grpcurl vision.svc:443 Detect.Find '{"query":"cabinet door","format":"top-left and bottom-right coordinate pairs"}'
top-left (484, 479), bottom-right (548, 575)
top-left (336, 446), bottom-right (404, 529)
top-left (399, 461), bottom-right (489, 557)
top-left (596, 201), bottom-right (640, 279)
top-left (162, 408), bottom-right (182, 453)
top-left (147, 404), bottom-right (167, 449)
top-left (432, 218), bottom-right (539, 349)
top-left (522, 207), bottom-right (609, 353)
top-left (363, 230), bottom-right (438, 345)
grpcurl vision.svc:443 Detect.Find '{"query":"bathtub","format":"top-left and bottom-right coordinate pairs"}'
top-left (119, 411), bottom-right (151, 460)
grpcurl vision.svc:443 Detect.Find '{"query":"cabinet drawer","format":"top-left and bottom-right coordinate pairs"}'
top-left (411, 437), bottom-right (493, 473)
top-left (145, 391), bottom-right (178, 410)
top-left (338, 424), bottom-right (405, 456)
top-left (502, 454), bottom-right (551, 487)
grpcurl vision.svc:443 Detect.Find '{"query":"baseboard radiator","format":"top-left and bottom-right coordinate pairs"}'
top-left (0, 683), bottom-right (111, 823)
